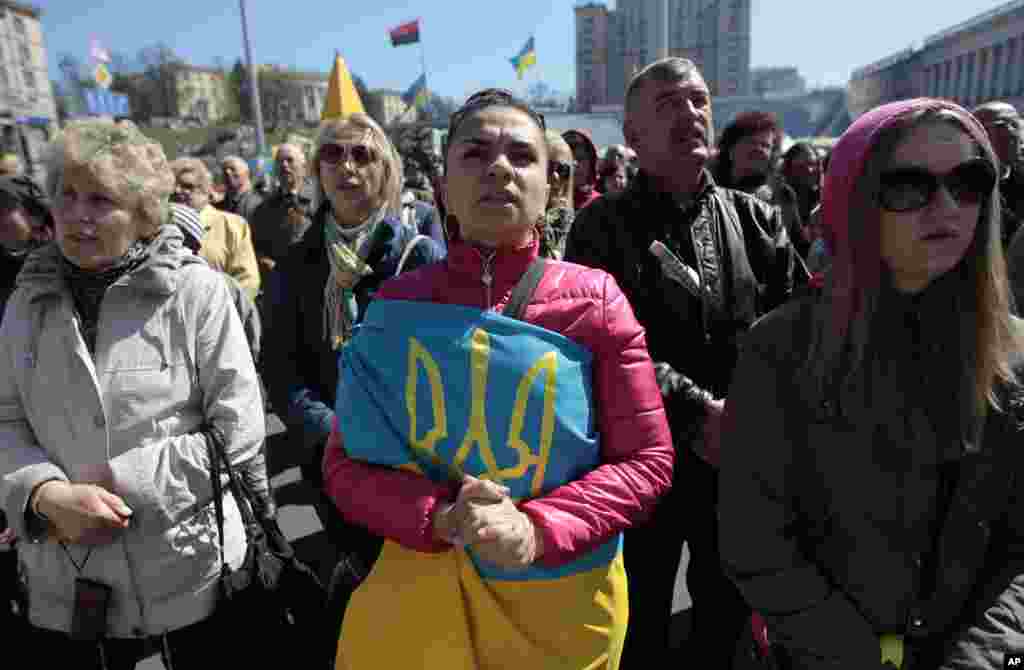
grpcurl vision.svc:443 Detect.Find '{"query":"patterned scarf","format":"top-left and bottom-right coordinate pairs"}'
top-left (62, 240), bottom-right (151, 355)
top-left (323, 206), bottom-right (387, 350)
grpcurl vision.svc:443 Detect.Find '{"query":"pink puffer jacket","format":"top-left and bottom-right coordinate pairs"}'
top-left (323, 234), bottom-right (674, 567)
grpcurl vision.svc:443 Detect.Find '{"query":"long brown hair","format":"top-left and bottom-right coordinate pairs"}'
top-left (806, 106), bottom-right (1022, 425)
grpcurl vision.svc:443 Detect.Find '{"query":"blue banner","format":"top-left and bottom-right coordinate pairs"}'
top-left (83, 88), bottom-right (130, 117)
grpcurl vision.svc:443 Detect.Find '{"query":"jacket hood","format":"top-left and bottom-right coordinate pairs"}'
top-left (17, 224), bottom-right (201, 300)
top-left (822, 98), bottom-right (993, 327)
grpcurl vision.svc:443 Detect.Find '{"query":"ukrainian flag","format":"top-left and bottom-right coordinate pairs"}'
top-left (510, 36), bottom-right (537, 80)
top-left (402, 73), bottom-right (429, 109)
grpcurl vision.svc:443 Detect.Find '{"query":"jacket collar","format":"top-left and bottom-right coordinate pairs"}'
top-left (627, 168), bottom-right (716, 215)
top-left (17, 225), bottom-right (198, 302)
top-left (447, 232), bottom-right (538, 286)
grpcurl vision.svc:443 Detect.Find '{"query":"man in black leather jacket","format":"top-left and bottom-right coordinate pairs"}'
top-left (565, 57), bottom-right (795, 668)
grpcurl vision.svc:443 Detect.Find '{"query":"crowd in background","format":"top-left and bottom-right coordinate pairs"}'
top-left (0, 53), bottom-right (1023, 670)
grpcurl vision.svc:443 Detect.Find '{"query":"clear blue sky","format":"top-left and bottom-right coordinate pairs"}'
top-left (39, 0), bottom-right (1010, 101)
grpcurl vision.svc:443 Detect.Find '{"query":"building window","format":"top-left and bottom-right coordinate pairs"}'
top-left (965, 52), bottom-right (975, 106)
top-left (991, 45), bottom-right (1003, 99)
top-left (976, 50), bottom-right (988, 103)
top-left (19, 44), bottom-right (29, 65)
top-left (13, 16), bottom-right (25, 36)
top-left (1006, 39), bottom-right (1017, 96)
top-left (22, 68), bottom-right (34, 89)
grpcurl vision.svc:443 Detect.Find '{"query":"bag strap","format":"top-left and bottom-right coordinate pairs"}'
top-left (502, 257), bottom-right (546, 322)
top-left (395, 234), bottom-right (431, 277)
top-left (206, 426), bottom-right (261, 570)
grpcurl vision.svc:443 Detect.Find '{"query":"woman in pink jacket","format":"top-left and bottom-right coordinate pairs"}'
top-left (322, 89), bottom-right (674, 669)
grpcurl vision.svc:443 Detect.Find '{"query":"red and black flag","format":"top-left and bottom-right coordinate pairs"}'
top-left (388, 19), bottom-right (420, 47)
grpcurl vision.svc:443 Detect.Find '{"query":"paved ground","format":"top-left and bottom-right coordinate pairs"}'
top-left (140, 444), bottom-right (693, 668)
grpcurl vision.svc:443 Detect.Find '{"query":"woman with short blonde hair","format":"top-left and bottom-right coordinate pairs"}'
top-left (312, 113), bottom-right (403, 218)
top-left (2, 118), bottom-right (265, 667)
top-left (263, 113), bottom-right (444, 560)
top-left (45, 119), bottom-right (174, 240)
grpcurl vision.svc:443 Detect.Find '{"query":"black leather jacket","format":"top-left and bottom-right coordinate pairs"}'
top-left (565, 169), bottom-right (794, 445)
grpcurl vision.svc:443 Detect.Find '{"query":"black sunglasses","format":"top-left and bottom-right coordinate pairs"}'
top-left (549, 160), bottom-right (575, 180)
top-left (878, 158), bottom-right (996, 213)
top-left (319, 143), bottom-right (377, 167)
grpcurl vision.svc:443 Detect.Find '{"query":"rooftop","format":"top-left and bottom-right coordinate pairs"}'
top-left (924, 0), bottom-right (1024, 46)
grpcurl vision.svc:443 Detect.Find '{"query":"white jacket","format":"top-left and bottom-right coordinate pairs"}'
top-left (0, 225), bottom-right (265, 637)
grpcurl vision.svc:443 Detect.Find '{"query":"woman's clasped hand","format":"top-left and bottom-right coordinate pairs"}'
top-left (433, 475), bottom-right (544, 570)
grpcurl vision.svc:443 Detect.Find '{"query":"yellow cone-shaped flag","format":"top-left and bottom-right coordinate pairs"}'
top-left (322, 53), bottom-right (365, 121)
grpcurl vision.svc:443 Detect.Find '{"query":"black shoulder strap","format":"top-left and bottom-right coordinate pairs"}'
top-left (502, 257), bottom-right (546, 322)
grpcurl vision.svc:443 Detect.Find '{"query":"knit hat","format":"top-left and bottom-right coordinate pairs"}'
top-left (168, 202), bottom-right (204, 250)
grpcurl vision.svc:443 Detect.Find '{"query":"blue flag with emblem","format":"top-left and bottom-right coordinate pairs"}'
top-left (335, 298), bottom-right (628, 668)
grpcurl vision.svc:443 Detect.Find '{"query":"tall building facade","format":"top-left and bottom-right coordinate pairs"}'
top-left (575, 0), bottom-right (751, 112)
top-left (848, 0), bottom-right (1024, 118)
top-left (0, 1), bottom-right (56, 123)
top-left (574, 3), bottom-right (610, 110)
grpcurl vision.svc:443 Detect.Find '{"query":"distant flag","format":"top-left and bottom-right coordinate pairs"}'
top-left (322, 52), bottom-right (366, 121)
top-left (510, 36), bottom-right (536, 80)
top-left (93, 63), bottom-right (112, 89)
top-left (388, 19), bottom-right (421, 47)
top-left (402, 74), bottom-right (429, 109)
top-left (89, 38), bottom-right (111, 64)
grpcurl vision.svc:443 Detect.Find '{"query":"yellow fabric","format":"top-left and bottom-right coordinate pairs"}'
top-left (880, 634), bottom-right (904, 668)
top-left (198, 205), bottom-right (261, 299)
top-left (322, 54), bottom-right (366, 120)
top-left (337, 540), bottom-right (628, 670)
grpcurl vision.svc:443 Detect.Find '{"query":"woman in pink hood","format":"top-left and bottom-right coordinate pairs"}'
top-left (719, 98), bottom-right (1024, 669)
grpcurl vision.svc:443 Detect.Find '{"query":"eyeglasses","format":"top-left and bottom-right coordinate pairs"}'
top-left (878, 158), bottom-right (996, 213)
top-left (319, 143), bottom-right (377, 167)
top-left (549, 160), bottom-right (575, 180)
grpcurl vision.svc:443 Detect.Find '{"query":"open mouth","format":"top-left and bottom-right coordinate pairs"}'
top-left (922, 230), bottom-right (959, 241)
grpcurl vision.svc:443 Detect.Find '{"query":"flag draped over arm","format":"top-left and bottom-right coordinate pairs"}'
top-left (510, 36), bottom-right (537, 80)
top-left (388, 19), bottom-right (421, 47)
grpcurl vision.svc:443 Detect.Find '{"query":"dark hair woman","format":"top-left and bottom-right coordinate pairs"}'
top-left (720, 98), bottom-right (1024, 670)
top-left (323, 89), bottom-right (673, 669)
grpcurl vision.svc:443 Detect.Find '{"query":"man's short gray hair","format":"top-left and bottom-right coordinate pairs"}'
top-left (624, 57), bottom-right (704, 120)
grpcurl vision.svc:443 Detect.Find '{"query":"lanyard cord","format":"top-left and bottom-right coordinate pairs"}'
top-left (60, 542), bottom-right (93, 574)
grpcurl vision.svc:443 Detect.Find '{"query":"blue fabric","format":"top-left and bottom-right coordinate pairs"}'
top-left (337, 299), bottom-right (617, 581)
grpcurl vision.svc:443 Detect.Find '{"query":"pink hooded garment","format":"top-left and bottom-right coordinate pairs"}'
top-left (821, 98), bottom-right (993, 338)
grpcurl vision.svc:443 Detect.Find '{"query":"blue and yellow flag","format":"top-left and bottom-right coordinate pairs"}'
top-left (402, 73), bottom-right (429, 109)
top-left (335, 299), bottom-right (627, 669)
top-left (510, 36), bottom-right (537, 80)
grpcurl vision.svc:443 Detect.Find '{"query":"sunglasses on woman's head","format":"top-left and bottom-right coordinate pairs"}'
top-left (877, 157), bottom-right (996, 213)
top-left (549, 161), bottom-right (575, 180)
top-left (319, 143), bottom-right (377, 167)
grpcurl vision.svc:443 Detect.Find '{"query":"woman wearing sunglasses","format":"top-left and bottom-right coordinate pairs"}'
top-left (262, 114), bottom-right (445, 564)
top-left (720, 98), bottom-right (1024, 670)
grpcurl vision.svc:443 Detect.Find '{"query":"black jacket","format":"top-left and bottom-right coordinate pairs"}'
top-left (217, 188), bottom-right (264, 224)
top-left (262, 205), bottom-right (445, 454)
top-left (721, 296), bottom-right (1024, 670)
top-left (564, 169), bottom-right (794, 444)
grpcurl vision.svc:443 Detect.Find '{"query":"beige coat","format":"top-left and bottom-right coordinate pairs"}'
top-left (0, 225), bottom-right (264, 637)
top-left (199, 205), bottom-right (261, 299)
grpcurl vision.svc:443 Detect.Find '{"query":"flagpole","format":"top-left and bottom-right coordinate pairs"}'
top-left (417, 18), bottom-right (430, 119)
top-left (239, 0), bottom-right (266, 156)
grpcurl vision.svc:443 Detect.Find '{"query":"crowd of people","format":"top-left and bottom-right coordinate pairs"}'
top-left (0, 54), bottom-right (1023, 670)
